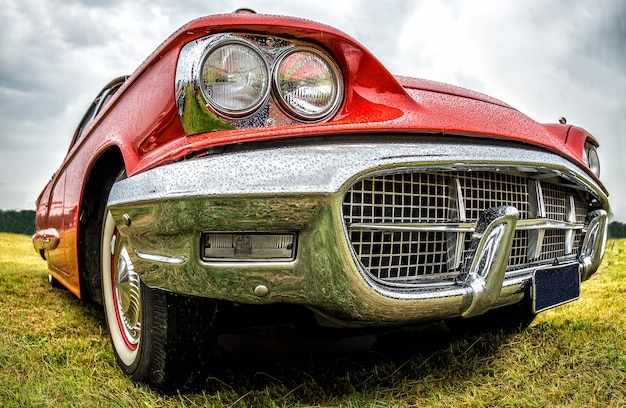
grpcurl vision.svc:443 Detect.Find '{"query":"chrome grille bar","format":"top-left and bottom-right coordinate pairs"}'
top-left (528, 179), bottom-right (546, 260)
top-left (348, 218), bottom-right (584, 232)
top-left (446, 177), bottom-right (466, 270)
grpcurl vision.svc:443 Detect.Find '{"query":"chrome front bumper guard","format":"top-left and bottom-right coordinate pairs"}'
top-left (459, 206), bottom-right (519, 318)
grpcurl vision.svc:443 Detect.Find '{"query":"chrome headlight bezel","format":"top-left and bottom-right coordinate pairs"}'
top-left (198, 39), bottom-right (271, 118)
top-left (175, 33), bottom-right (345, 135)
top-left (272, 46), bottom-right (344, 122)
top-left (583, 142), bottom-right (600, 177)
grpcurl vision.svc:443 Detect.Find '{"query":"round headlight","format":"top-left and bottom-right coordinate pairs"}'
top-left (199, 41), bottom-right (269, 116)
top-left (583, 143), bottom-right (600, 177)
top-left (273, 47), bottom-right (342, 121)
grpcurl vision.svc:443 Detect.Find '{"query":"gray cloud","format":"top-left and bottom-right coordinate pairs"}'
top-left (0, 0), bottom-right (624, 220)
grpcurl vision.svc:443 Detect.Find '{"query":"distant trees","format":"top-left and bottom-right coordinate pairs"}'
top-left (608, 221), bottom-right (626, 239)
top-left (0, 210), bottom-right (36, 236)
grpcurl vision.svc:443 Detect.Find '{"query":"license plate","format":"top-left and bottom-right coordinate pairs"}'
top-left (533, 264), bottom-right (580, 313)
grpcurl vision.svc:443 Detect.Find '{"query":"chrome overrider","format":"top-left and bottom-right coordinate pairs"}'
top-left (580, 209), bottom-right (609, 281)
top-left (459, 206), bottom-right (519, 318)
top-left (106, 137), bottom-right (610, 325)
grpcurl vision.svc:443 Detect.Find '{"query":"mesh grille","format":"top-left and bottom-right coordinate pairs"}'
top-left (342, 170), bottom-right (589, 285)
top-left (345, 173), bottom-right (448, 224)
top-left (459, 172), bottom-right (529, 221)
top-left (350, 230), bottom-right (451, 281)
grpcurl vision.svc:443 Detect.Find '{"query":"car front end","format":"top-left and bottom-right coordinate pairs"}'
top-left (68, 11), bottom-right (610, 389)
top-left (107, 133), bottom-right (608, 326)
top-left (103, 14), bottom-right (608, 328)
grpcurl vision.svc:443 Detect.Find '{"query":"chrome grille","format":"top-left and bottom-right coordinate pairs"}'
top-left (459, 172), bottom-right (529, 221)
top-left (342, 170), bottom-right (589, 285)
top-left (346, 173), bottom-right (448, 223)
top-left (351, 230), bottom-right (452, 282)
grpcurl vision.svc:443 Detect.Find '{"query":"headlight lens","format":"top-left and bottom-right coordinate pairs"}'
top-left (200, 41), bottom-right (269, 116)
top-left (273, 47), bottom-right (342, 120)
top-left (583, 143), bottom-right (600, 177)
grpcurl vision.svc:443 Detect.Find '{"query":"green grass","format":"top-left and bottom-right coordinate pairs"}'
top-left (1, 232), bottom-right (624, 407)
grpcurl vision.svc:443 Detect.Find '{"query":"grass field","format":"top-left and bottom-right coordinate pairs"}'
top-left (1, 232), bottom-right (624, 407)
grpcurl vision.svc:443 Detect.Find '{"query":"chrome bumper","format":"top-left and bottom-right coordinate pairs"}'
top-left (107, 138), bottom-right (609, 325)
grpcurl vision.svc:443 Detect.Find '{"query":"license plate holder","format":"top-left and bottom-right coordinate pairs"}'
top-left (533, 264), bottom-right (580, 313)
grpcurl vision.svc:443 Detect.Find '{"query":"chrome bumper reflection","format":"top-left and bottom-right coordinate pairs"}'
top-left (106, 138), bottom-right (609, 325)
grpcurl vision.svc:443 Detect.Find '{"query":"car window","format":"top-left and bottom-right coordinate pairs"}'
top-left (72, 76), bottom-right (128, 144)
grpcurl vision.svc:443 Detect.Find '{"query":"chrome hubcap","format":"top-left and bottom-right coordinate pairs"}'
top-left (113, 243), bottom-right (142, 346)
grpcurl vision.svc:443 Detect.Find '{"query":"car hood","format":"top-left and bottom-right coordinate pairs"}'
top-left (396, 76), bottom-right (514, 109)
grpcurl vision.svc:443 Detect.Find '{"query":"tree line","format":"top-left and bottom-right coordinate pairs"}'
top-left (0, 210), bottom-right (36, 236)
top-left (1, 208), bottom-right (625, 239)
top-left (608, 221), bottom-right (626, 239)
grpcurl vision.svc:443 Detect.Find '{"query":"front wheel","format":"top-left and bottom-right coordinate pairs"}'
top-left (101, 211), bottom-right (219, 390)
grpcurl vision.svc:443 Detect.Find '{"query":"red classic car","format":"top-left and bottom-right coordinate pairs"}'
top-left (33, 10), bottom-right (609, 390)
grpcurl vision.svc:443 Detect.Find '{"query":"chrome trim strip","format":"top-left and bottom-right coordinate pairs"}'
top-left (348, 222), bottom-right (476, 232)
top-left (133, 249), bottom-right (187, 265)
top-left (347, 218), bottom-right (584, 232)
top-left (516, 219), bottom-right (584, 230)
top-left (565, 195), bottom-right (576, 254)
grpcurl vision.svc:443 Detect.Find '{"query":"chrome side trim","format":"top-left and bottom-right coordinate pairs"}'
top-left (134, 249), bottom-right (187, 265)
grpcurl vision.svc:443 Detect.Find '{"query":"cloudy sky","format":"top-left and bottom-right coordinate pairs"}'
top-left (1, 0), bottom-right (624, 220)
